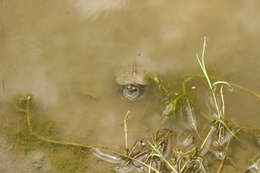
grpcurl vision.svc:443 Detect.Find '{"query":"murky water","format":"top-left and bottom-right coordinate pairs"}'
top-left (0, 0), bottom-right (260, 172)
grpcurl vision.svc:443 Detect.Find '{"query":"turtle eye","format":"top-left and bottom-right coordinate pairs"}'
top-left (131, 86), bottom-right (138, 92)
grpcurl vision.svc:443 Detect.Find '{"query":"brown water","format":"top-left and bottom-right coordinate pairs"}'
top-left (0, 0), bottom-right (260, 172)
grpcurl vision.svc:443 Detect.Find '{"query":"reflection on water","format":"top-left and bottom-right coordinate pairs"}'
top-left (72, 0), bottom-right (128, 19)
top-left (0, 0), bottom-right (260, 172)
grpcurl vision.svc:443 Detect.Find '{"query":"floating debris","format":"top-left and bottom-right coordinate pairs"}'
top-left (91, 149), bottom-right (122, 164)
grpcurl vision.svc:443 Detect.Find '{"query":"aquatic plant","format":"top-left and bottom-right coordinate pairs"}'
top-left (144, 37), bottom-right (260, 173)
top-left (5, 37), bottom-right (260, 173)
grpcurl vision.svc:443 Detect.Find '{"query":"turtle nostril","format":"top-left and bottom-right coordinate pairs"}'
top-left (127, 85), bottom-right (132, 90)
top-left (128, 86), bottom-right (139, 94)
top-left (132, 88), bottom-right (137, 92)
top-left (127, 85), bottom-right (138, 92)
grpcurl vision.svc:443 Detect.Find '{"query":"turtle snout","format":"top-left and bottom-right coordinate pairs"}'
top-left (122, 84), bottom-right (144, 101)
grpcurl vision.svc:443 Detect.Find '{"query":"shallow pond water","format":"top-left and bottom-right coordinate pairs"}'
top-left (0, 0), bottom-right (260, 173)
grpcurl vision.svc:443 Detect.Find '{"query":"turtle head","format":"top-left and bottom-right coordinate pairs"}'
top-left (122, 84), bottom-right (144, 101)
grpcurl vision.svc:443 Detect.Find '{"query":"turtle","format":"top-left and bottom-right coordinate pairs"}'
top-left (115, 62), bottom-right (149, 101)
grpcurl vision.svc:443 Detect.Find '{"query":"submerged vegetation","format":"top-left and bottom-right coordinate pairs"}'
top-left (1, 37), bottom-right (260, 173)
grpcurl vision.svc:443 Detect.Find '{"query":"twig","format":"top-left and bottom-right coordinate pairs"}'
top-left (124, 110), bottom-right (131, 152)
top-left (220, 85), bottom-right (225, 117)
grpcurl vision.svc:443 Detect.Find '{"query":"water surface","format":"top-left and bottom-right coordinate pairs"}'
top-left (0, 0), bottom-right (260, 172)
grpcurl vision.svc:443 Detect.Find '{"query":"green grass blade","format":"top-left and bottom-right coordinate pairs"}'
top-left (212, 81), bottom-right (232, 88)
